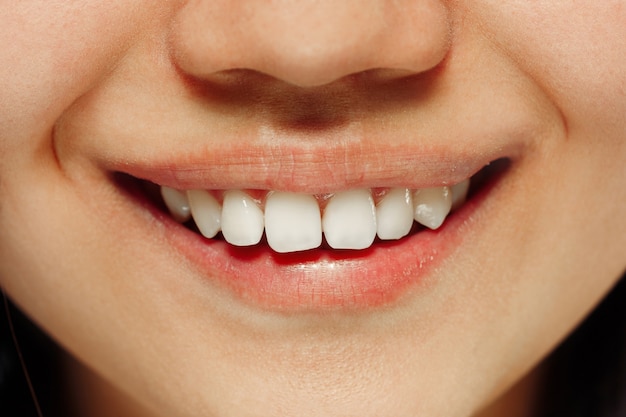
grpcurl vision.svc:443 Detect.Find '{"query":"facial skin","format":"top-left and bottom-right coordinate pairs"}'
top-left (1, 1), bottom-right (625, 416)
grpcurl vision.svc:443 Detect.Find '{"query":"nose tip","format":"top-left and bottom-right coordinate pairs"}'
top-left (170, 0), bottom-right (451, 87)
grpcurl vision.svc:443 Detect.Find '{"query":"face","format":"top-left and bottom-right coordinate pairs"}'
top-left (1, 1), bottom-right (625, 417)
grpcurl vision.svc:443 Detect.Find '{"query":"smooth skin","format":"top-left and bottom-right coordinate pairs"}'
top-left (1, 1), bottom-right (625, 416)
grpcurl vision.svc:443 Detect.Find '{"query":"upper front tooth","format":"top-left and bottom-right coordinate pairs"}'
top-left (187, 190), bottom-right (221, 238)
top-left (161, 186), bottom-right (191, 223)
top-left (322, 189), bottom-right (377, 250)
top-left (451, 179), bottom-right (470, 210)
top-left (376, 188), bottom-right (413, 240)
top-left (264, 192), bottom-right (322, 253)
top-left (221, 190), bottom-right (264, 246)
top-left (413, 186), bottom-right (452, 230)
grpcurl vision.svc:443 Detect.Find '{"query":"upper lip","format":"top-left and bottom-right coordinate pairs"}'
top-left (113, 138), bottom-right (517, 193)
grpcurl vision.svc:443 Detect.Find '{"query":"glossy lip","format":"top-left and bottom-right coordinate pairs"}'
top-left (118, 159), bottom-right (509, 312)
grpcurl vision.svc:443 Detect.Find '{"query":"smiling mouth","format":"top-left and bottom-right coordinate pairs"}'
top-left (82, 76), bottom-right (524, 311)
top-left (112, 157), bottom-right (509, 311)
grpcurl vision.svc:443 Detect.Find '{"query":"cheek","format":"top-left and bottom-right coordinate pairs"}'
top-left (0, 1), bottom-right (171, 154)
top-left (0, 0), bottom-right (156, 318)
top-left (473, 1), bottom-right (626, 134)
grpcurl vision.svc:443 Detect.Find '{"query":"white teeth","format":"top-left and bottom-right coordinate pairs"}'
top-left (165, 178), bottom-right (471, 252)
top-left (451, 179), bottom-right (470, 210)
top-left (265, 192), bottom-right (322, 253)
top-left (322, 189), bottom-right (377, 250)
top-left (221, 190), bottom-right (265, 246)
top-left (412, 186), bottom-right (452, 230)
top-left (376, 188), bottom-right (413, 240)
top-left (161, 186), bottom-right (191, 223)
top-left (187, 190), bottom-right (221, 238)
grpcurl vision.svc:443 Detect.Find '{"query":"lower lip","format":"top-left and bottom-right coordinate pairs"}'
top-left (127, 171), bottom-right (502, 312)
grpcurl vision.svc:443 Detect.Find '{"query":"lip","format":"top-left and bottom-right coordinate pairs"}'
top-left (116, 157), bottom-right (509, 312)
top-left (109, 136), bottom-right (519, 193)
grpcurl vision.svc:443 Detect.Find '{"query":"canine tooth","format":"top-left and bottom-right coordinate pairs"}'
top-left (451, 179), bottom-right (470, 210)
top-left (322, 189), bottom-right (377, 250)
top-left (221, 190), bottom-right (264, 246)
top-left (161, 186), bottom-right (191, 223)
top-left (376, 188), bottom-right (413, 240)
top-left (413, 186), bottom-right (452, 230)
top-left (187, 190), bottom-right (221, 238)
top-left (265, 192), bottom-right (322, 253)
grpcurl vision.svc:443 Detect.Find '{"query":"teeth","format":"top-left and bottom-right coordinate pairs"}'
top-left (322, 189), bottom-right (377, 250)
top-left (161, 186), bottom-right (191, 223)
top-left (376, 188), bottom-right (413, 240)
top-left (221, 190), bottom-right (265, 246)
top-left (187, 190), bottom-right (221, 238)
top-left (451, 179), bottom-right (470, 210)
top-left (161, 178), bottom-right (471, 252)
top-left (264, 192), bottom-right (322, 253)
top-left (412, 186), bottom-right (452, 230)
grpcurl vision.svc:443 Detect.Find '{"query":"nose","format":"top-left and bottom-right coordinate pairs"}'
top-left (170, 0), bottom-right (451, 87)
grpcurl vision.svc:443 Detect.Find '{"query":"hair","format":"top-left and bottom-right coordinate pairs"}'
top-left (1, 272), bottom-right (626, 417)
top-left (0, 294), bottom-right (62, 417)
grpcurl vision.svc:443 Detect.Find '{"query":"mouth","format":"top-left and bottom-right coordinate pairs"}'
top-left (114, 157), bottom-right (510, 312)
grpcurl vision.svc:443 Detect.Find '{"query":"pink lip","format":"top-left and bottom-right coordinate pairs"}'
top-left (122, 162), bottom-right (506, 312)
top-left (111, 138), bottom-right (514, 312)
top-left (170, 217), bottom-right (457, 311)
